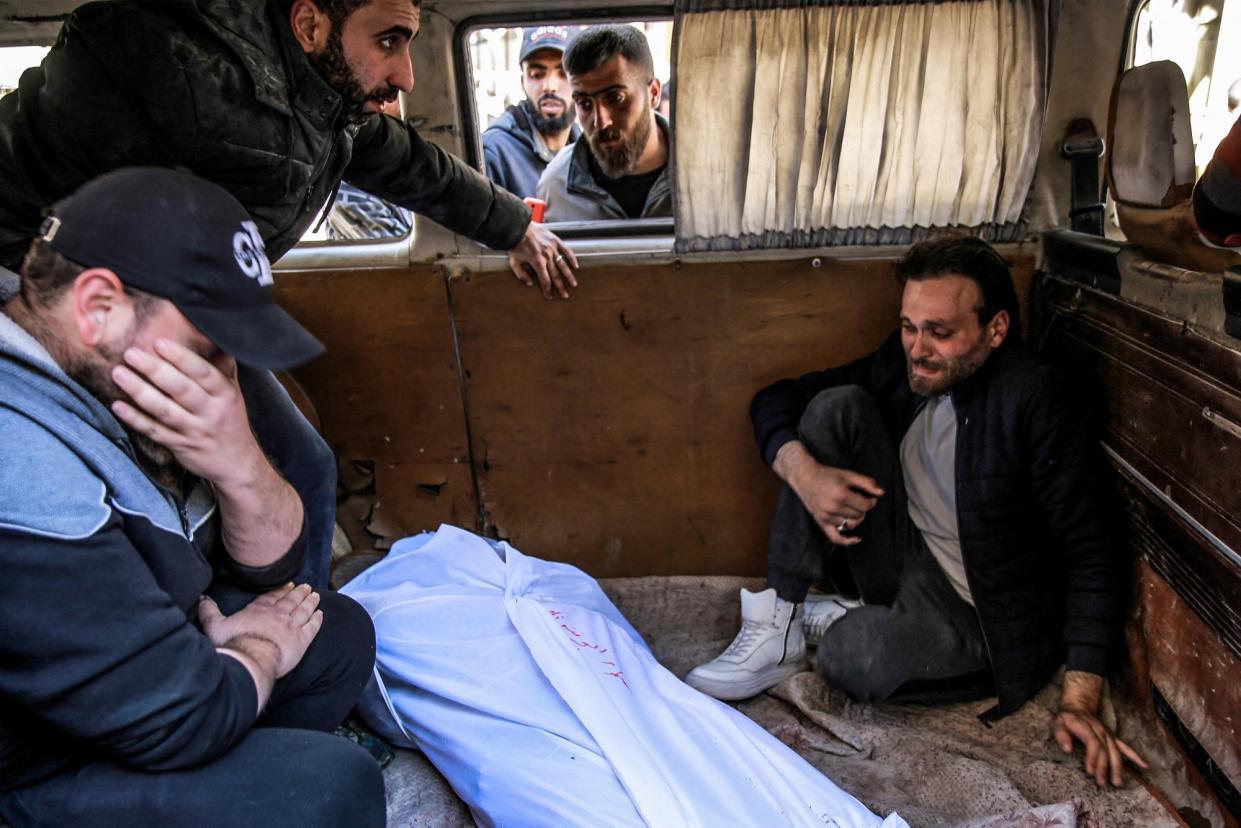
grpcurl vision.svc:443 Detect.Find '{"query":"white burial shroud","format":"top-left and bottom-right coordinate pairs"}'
top-left (342, 524), bottom-right (909, 828)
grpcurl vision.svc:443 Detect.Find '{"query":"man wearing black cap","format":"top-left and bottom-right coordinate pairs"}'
top-left (0, 168), bottom-right (384, 827)
top-left (483, 26), bottom-right (582, 200)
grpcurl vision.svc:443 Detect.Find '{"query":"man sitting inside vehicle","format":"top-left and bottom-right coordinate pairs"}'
top-left (687, 237), bottom-right (1148, 788)
top-left (0, 168), bottom-right (383, 827)
top-left (537, 25), bottom-right (672, 222)
top-left (483, 25), bottom-right (582, 200)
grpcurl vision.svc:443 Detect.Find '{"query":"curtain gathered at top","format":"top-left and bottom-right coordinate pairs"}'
top-left (672, 0), bottom-right (1056, 252)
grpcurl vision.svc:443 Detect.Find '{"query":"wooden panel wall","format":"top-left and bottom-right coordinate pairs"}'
top-left (451, 255), bottom-right (1033, 577)
top-left (274, 253), bottom-right (1032, 578)
top-left (275, 267), bottom-right (477, 555)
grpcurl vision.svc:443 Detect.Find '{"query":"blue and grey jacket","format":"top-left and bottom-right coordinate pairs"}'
top-left (0, 314), bottom-right (304, 790)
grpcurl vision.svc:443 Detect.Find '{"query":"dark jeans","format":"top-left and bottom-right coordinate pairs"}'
top-left (238, 366), bottom-right (337, 591)
top-left (767, 386), bottom-right (993, 704)
top-left (0, 589), bottom-right (381, 828)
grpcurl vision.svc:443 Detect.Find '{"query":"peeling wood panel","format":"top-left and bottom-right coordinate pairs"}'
top-left (450, 257), bottom-right (1034, 577)
top-left (274, 267), bottom-right (476, 551)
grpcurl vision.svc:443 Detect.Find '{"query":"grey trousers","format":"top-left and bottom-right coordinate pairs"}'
top-left (766, 386), bottom-right (993, 704)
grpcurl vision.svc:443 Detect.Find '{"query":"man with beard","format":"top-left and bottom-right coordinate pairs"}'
top-left (0, 0), bottom-right (583, 596)
top-left (0, 168), bottom-right (384, 826)
top-left (483, 26), bottom-right (581, 200)
top-left (687, 237), bottom-right (1147, 788)
top-left (536, 25), bottom-right (672, 222)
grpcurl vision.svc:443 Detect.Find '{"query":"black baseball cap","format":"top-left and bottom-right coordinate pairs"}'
top-left (38, 167), bottom-right (324, 371)
top-left (519, 25), bottom-right (578, 63)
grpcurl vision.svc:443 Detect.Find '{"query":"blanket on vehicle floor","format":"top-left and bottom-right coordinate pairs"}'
top-left (332, 547), bottom-right (1175, 828)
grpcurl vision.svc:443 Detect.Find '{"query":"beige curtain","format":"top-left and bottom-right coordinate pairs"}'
top-left (673, 0), bottom-right (1054, 251)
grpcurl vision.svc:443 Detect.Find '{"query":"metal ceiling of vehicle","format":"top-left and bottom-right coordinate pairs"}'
top-left (0, 0), bottom-right (76, 46)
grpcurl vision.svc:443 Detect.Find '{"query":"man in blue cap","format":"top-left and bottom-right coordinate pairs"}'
top-left (0, 168), bottom-right (383, 827)
top-left (483, 25), bottom-right (582, 199)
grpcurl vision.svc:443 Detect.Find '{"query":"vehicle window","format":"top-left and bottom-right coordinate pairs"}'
top-left (673, 0), bottom-right (1054, 253)
top-left (298, 98), bottom-right (414, 246)
top-left (467, 21), bottom-right (674, 228)
top-left (0, 46), bottom-right (49, 97)
top-left (1129, 0), bottom-right (1237, 174)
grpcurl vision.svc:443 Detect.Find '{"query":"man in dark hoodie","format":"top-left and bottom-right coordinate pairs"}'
top-left (483, 25), bottom-right (581, 200)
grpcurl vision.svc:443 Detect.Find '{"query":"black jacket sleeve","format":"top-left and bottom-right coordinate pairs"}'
top-left (345, 114), bottom-right (531, 251)
top-left (1022, 370), bottom-right (1123, 675)
top-left (750, 333), bottom-right (906, 466)
top-left (0, 519), bottom-right (259, 772)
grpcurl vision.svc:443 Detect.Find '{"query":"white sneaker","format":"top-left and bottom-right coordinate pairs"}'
top-left (802, 594), bottom-right (862, 646)
top-left (685, 587), bottom-right (807, 700)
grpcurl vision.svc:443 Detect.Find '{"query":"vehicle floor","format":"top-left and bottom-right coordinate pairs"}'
top-left (337, 568), bottom-right (1176, 828)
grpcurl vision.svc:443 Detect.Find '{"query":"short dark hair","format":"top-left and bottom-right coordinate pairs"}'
top-left (563, 25), bottom-right (654, 80)
top-left (19, 237), bottom-right (158, 319)
top-left (279, 0), bottom-right (419, 28)
top-left (897, 236), bottom-right (1021, 334)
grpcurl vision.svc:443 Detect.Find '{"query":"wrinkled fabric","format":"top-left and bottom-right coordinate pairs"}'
top-left (343, 525), bottom-right (908, 828)
top-left (673, 0), bottom-right (1053, 251)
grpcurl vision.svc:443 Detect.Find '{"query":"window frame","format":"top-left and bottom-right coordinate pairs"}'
top-left (454, 9), bottom-right (675, 240)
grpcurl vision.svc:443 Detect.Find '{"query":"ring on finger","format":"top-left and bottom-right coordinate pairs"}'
top-left (554, 254), bottom-right (565, 264)
top-left (837, 519), bottom-right (849, 532)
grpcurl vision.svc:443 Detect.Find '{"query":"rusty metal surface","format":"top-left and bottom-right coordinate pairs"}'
top-left (1038, 274), bottom-right (1241, 824)
top-left (1118, 561), bottom-right (1241, 828)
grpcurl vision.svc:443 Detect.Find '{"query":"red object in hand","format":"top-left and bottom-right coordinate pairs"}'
top-left (523, 197), bottom-right (546, 223)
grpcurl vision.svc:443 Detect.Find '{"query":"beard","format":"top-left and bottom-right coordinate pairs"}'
top-left (527, 95), bottom-right (574, 135)
top-left (587, 97), bottom-right (652, 178)
top-left (906, 338), bottom-right (993, 396)
top-left (66, 343), bottom-right (183, 485)
top-left (309, 28), bottom-right (399, 125)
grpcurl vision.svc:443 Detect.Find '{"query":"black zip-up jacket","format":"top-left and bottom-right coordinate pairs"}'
top-left (0, 0), bottom-right (531, 270)
top-left (751, 333), bottom-right (1123, 716)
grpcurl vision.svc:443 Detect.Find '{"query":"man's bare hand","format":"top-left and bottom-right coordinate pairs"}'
top-left (199, 583), bottom-right (323, 679)
top-left (1052, 671), bottom-right (1148, 787)
top-left (507, 222), bottom-right (578, 299)
top-left (773, 441), bottom-right (884, 545)
top-left (110, 339), bottom-right (262, 486)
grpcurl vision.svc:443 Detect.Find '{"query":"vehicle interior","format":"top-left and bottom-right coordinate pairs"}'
top-left (1, 0), bottom-right (1238, 825)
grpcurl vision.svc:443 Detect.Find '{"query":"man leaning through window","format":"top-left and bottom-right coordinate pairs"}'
top-left (537, 25), bottom-right (672, 222)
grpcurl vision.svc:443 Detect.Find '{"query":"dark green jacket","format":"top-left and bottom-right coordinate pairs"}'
top-left (0, 0), bottom-right (531, 270)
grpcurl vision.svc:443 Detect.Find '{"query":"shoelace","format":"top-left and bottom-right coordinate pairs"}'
top-left (721, 620), bottom-right (767, 658)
